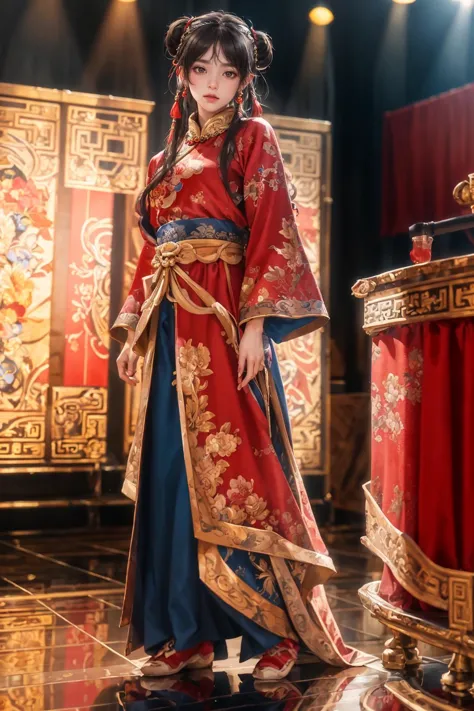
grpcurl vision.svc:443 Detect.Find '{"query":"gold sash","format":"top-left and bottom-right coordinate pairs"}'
top-left (132, 238), bottom-right (244, 356)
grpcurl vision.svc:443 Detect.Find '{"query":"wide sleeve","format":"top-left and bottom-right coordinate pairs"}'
top-left (238, 118), bottom-right (329, 343)
top-left (110, 154), bottom-right (161, 346)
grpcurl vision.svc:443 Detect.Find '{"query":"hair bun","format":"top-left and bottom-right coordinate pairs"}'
top-left (165, 16), bottom-right (192, 58)
top-left (254, 29), bottom-right (273, 71)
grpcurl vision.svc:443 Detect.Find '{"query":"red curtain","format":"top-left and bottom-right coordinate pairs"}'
top-left (371, 319), bottom-right (474, 608)
top-left (382, 83), bottom-right (474, 236)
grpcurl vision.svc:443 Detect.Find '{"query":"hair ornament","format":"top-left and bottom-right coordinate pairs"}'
top-left (172, 16), bottom-right (195, 66)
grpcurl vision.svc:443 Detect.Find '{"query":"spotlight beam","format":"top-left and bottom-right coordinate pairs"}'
top-left (309, 3), bottom-right (335, 26)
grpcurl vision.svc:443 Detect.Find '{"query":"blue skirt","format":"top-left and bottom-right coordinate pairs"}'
top-left (131, 300), bottom-right (313, 661)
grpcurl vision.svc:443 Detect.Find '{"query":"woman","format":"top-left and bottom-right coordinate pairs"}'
top-left (111, 11), bottom-right (370, 680)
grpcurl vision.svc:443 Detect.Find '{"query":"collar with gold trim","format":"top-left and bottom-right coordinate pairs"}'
top-left (185, 107), bottom-right (236, 145)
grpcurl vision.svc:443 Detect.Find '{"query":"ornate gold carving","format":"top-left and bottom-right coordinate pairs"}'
top-left (65, 105), bottom-right (148, 194)
top-left (0, 98), bottom-right (59, 173)
top-left (266, 113), bottom-right (329, 209)
top-left (450, 578), bottom-right (474, 631)
top-left (266, 114), bottom-right (331, 476)
top-left (352, 255), bottom-right (474, 335)
top-left (276, 332), bottom-right (323, 472)
top-left (0, 85), bottom-right (152, 467)
top-left (51, 386), bottom-right (107, 461)
top-left (0, 94), bottom-right (59, 463)
top-left (0, 686), bottom-right (44, 711)
top-left (0, 613), bottom-right (53, 632)
top-left (359, 581), bottom-right (474, 660)
top-left (0, 413), bottom-right (45, 459)
top-left (382, 633), bottom-right (421, 671)
top-left (362, 482), bottom-right (474, 631)
top-left (352, 278), bottom-right (377, 298)
top-left (0, 623), bottom-right (49, 710)
top-left (0, 82), bottom-right (154, 114)
top-left (441, 653), bottom-right (474, 699)
top-left (453, 174), bottom-right (474, 212)
top-left (385, 679), bottom-right (470, 711)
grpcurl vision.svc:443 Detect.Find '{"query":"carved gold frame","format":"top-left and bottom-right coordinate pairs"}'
top-left (362, 483), bottom-right (474, 632)
top-left (352, 254), bottom-right (474, 336)
top-left (0, 82), bottom-right (154, 469)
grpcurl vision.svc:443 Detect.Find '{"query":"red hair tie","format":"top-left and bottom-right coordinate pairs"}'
top-left (252, 98), bottom-right (263, 117)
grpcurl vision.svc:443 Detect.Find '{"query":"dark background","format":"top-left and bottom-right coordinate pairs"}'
top-left (1, 0), bottom-right (472, 391)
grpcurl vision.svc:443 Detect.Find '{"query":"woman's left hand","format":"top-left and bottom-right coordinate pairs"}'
top-left (238, 318), bottom-right (265, 390)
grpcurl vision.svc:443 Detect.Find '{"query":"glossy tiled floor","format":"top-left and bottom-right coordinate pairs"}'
top-left (0, 530), bottom-right (450, 710)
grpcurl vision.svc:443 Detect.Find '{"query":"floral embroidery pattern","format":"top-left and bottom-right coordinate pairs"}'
top-left (249, 553), bottom-right (278, 598)
top-left (0, 173), bottom-right (53, 407)
top-left (240, 218), bottom-right (313, 317)
top-left (190, 191), bottom-right (206, 205)
top-left (239, 267), bottom-right (261, 310)
top-left (157, 207), bottom-right (191, 226)
top-left (371, 476), bottom-right (382, 506)
top-left (388, 484), bottom-right (405, 520)
top-left (263, 141), bottom-right (278, 157)
top-left (244, 160), bottom-right (284, 206)
top-left (253, 444), bottom-right (276, 457)
top-left (372, 348), bottom-right (423, 443)
top-left (149, 158), bottom-right (204, 211)
top-left (178, 339), bottom-right (273, 528)
top-left (372, 343), bottom-right (382, 362)
top-left (266, 218), bottom-right (309, 293)
top-left (288, 560), bottom-right (307, 586)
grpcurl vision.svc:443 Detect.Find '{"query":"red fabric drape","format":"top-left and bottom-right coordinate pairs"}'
top-left (382, 83), bottom-right (474, 236)
top-left (371, 319), bottom-right (474, 608)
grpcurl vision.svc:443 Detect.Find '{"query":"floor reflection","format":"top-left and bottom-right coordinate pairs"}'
top-left (119, 667), bottom-right (388, 710)
top-left (0, 530), bottom-right (453, 710)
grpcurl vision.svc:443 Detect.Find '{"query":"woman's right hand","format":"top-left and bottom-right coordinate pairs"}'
top-left (116, 335), bottom-right (140, 386)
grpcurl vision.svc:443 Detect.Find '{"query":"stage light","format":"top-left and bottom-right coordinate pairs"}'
top-left (453, 0), bottom-right (474, 6)
top-left (309, 3), bottom-right (335, 26)
top-left (392, 0), bottom-right (416, 4)
top-left (118, 0), bottom-right (137, 3)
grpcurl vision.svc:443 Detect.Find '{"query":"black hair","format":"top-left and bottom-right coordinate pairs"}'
top-left (138, 11), bottom-right (273, 238)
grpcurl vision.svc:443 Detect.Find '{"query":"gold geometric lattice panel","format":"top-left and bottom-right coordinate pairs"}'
top-left (275, 127), bottom-right (322, 212)
top-left (0, 412), bottom-right (46, 461)
top-left (65, 105), bottom-right (148, 194)
top-left (268, 114), bottom-right (330, 476)
top-left (0, 95), bottom-right (60, 168)
top-left (51, 386), bottom-right (107, 461)
top-left (276, 332), bottom-right (323, 474)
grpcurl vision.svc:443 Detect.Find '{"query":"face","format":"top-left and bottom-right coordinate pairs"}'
top-left (187, 43), bottom-right (245, 116)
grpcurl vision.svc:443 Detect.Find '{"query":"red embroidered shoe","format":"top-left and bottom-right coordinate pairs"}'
top-left (253, 639), bottom-right (299, 680)
top-left (141, 640), bottom-right (214, 677)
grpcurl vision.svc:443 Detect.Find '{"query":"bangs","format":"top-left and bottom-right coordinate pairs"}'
top-left (181, 23), bottom-right (252, 78)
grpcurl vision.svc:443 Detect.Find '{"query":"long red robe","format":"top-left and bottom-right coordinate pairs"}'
top-left (111, 109), bottom-right (372, 666)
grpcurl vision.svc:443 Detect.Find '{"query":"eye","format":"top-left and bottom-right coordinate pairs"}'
top-left (193, 65), bottom-right (206, 74)
top-left (224, 70), bottom-right (237, 79)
